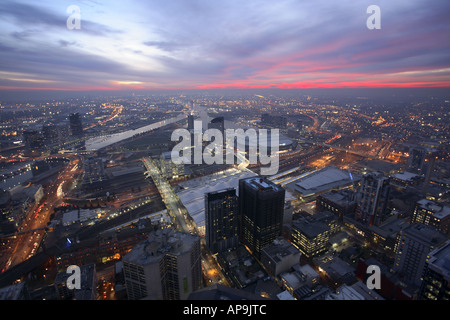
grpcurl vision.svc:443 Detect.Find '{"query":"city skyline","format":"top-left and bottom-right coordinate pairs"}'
top-left (0, 0), bottom-right (449, 92)
top-left (0, 0), bottom-right (448, 305)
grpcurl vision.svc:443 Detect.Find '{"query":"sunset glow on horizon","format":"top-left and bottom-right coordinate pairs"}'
top-left (0, 0), bottom-right (449, 92)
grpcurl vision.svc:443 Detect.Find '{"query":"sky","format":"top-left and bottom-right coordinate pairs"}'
top-left (0, 0), bottom-right (449, 91)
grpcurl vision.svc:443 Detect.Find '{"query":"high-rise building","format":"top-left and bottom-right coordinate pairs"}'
top-left (418, 239), bottom-right (450, 300)
top-left (406, 147), bottom-right (428, 174)
top-left (405, 147), bottom-right (438, 192)
top-left (205, 188), bottom-right (239, 254)
top-left (393, 224), bottom-right (447, 287)
top-left (187, 114), bottom-right (195, 131)
top-left (122, 228), bottom-right (202, 300)
top-left (354, 172), bottom-right (390, 226)
top-left (0, 282), bottom-right (30, 300)
top-left (42, 124), bottom-right (59, 145)
top-left (239, 176), bottom-right (285, 258)
top-left (208, 116), bottom-right (225, 140)
top-left (412, 199), bottom-right (450, 236)
top-left (22, 129), bottom-right (44, 151)
top-left (69, 113), bottom-right (83, 137)
top-left (54, 263), bottom-right (97, 300)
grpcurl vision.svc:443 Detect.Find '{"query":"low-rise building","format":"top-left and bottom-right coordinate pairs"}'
top-left (260, 237), bottom-right (301, 277)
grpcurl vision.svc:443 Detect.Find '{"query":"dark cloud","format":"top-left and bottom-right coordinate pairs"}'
top-left (0, 1), bottom-right (122, 37)
top-left (0, 0), bottom-right (449, 90)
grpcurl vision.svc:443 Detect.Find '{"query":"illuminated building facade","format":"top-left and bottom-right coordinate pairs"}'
top-left (239, 177), bottom-right (285, 259)
top-left (122, 228), bottom-right (202, 300)
top-left (355, 172), bottom-right (390, 226)
top-left (418, 240), bottom-right (450, 300)
top-left (205, 188), bottom-right (239, 254)
top-left (412, 199), bottom-right (450, 236)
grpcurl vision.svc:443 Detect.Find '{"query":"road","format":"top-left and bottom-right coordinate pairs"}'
top-left (1, 154), bottom-right (83, 272)
top-left (142, 157), bottom-right (194, 234)
top-left (141, 156), bottom-right (229, 286)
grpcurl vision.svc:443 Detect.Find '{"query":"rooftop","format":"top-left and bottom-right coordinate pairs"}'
top-left (277, 290), bottom-right (296, 300)
top-left (244, 176), bottom-right (284, 192)
top-left (176, 168), bottom-right (256, 227)
top-left (188, 284), bottom-right (266, 300)
top-left (0, 282), bottom-right (26, 300)
top-left (176, 168), bottom-right (294, 227)
top-left (287, 166), bottom-right (357, 196)
top-left (292, 218), bottom-right (330, 239)
top-left (123, 228), bottom-right (199, 265)
top-left (416, 199), bottom-right (450, 220)
top-left (261, 238), bottom-right (301, 263)
top-left (391, 171), bottom-right (422, 181)
top-left (427, 240), bottom-right (450, 282)
top-left (318, 190), bottom-right (355, 206)
top-left (403, 223), bottom-right (447, 246)
top-left (325, 284), bottom-right (364, 300)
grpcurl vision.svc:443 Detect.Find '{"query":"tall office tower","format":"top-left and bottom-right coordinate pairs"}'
top-left (406, 147), bottom-right (437, 191)
top-left (208, 116), bottom-right (225, 136)
top-left (187, 114), bottom-right (195, 131)
top-left (42, 124), bottom-right (59, 145)
top-left (406, 147), bottom-right (428, 174)
top-left (69, 113), bottom-right (83, 137)
top-left (239, 176), bottom-right (285, 259)
top-left (354, 172), bottom-right (390, 226)
top-left (418, 240), bottom-right (450, 300)
top-left (122, 228), bottom-right (202, 300)
top-left (412, 199), bottom-right (450, 236)
top-left (393, 224), bottom-right (446, 287)
top-left (205, 188), bottom-right (239, 254)
top-left (22, 129), bottom-right (44, 151)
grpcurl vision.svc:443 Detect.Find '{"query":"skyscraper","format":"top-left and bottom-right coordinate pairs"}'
top-left (69, 113), bottom-right (83, 137)
top-left (239, 176), bottom-right (285, 258)
top-left (22, 129), bottom-right (44, 152)
top-left (406, 146), bottom-right (437, 192)
top-left (393, 224), bottom-right (446, 287)
top-left (205, 188), bottom-right (239, 254)
top-left (42, 124), bottom-right (59, 145)
top-left (122, 228), bottom-right (202, 300)
top-left (418, 239), bottom-right (450, 300)
top-left (406, 147), bottom-right (428, 174)
top-left (208, 116), bottom-right (225, 139)
top-left (187, 114), bottom-right (195, 131)
top-left (354, 172), bottom-right (390, 226)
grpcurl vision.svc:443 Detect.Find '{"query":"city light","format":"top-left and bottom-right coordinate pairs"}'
top-left (0, 1), bottom-right (447, 312)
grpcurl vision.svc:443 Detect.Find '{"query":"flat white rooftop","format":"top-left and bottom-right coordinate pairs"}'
top-left (286, 166), bottom-right (356, 196)
top-left (176, 168), bottom-right (295, 227)
top-left (176, 168), bottom-right (256, 227)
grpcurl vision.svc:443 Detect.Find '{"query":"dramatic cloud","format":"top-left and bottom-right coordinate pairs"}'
top-left (0, 0), bottom-right (449, 91)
